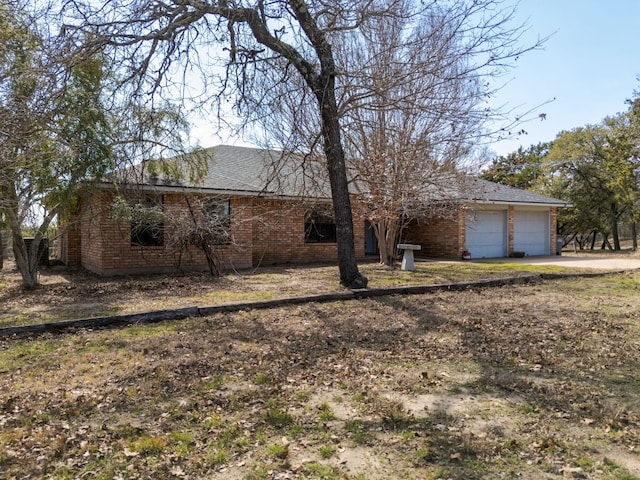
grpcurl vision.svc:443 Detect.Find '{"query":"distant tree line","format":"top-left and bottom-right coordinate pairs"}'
top-left (482, 95), bottom-right (640, 251)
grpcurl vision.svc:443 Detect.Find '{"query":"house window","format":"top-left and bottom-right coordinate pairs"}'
top-left (304, 209), bottom-right (336, 243)
top-left (204, 198), bottom-right (231, 244)
top-left (131, 194), bottom-right (164, 247)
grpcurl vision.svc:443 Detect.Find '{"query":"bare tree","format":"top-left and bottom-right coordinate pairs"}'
top-left (65, 0), bottom-right (403, 288)
top-left (65, 0), bottom-right (539, 284)
top-left (165, 196), bottom-right (235, 276)
top-left (237, 1), bottom-right (542, 265)
top-left (338, 4), bottom-right (475, 265)
top-left (110, 192), bottom-right (235, 276)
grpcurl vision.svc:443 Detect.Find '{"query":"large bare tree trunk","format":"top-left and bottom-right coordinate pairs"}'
top-left (286, 0), bottom-right (367, 289)
top-left (206, 0), bottom-right (369, 288)
top-left (5, 183), bottom-right (39, 287)
top-left (316, 81), bottom-right (367, 287)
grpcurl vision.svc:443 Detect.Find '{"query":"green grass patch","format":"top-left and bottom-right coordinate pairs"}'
top-left (266, 443), bottom-right (289, 459)
top-left (303, 462), bottom-right (342, 479)
top-left (253, 373), bottom-right (269, 385)
top-left (359, 261), bottom-right (588, 288)
top-left (186, 290), bottom-right (278, 305)
top-left (317, 402), bottom-right (336, 422)
top-left (265, 407), bottom-right (295, 428)
top-left (205, 448), bottom-right (229, 467)
top-left (127, 434), bottom-right (168, 455)
top-left (345, 419), bottom-right (375, 445)
top-left (318, 444), bottom-right (336, 459)
top-left (0, 338), bottom-right (60, 370)
top-left (596, 276), bottom-right (640, 295)
top-left (170, 430), bottom-right (195, 444)
top-left (202, 374), bottom-right (225, 391)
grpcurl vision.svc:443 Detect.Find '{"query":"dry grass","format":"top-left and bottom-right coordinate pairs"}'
top-left (1, 269), bottom-right (640, 479)
top-left (0, 257), bottom-right (600, 327)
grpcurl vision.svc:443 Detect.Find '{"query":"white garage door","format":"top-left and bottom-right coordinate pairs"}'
top-left (514, 210), bottom-right (549, 256)
top-left (465, 210), bottom-right (507, 258)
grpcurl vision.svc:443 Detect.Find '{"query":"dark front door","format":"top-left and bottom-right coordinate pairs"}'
top-left (365, 220), bottom-right (378, 255)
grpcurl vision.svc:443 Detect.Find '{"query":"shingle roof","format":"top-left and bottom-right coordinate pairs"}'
top-left (118, 145), bottom-right (569, 207)
top-left (125, 145), bottom-right (331, 199)
top-left (457, 177), bottom-right (569, 207)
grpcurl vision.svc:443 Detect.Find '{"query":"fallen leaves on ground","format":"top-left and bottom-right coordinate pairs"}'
top-left (1, 272), bottom-right (640, 479)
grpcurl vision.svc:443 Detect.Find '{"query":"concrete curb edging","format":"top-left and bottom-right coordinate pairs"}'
top-left (0, 270), bottom-right (621, 338)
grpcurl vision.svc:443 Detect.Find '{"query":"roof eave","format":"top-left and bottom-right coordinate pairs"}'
top-left (95, 182), bottom-right (332, 202)
top-left (462, 199), bottom-right (571, 208)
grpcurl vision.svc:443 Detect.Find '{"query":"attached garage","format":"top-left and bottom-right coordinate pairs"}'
top-left (465, 210), bottom-right (507, 258)
top-left (513, 209), bottom-right (550, 256)
top-left (404, 178), bottom-right (569, 260)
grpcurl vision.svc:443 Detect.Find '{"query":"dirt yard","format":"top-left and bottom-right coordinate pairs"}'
top-left (0, 256), bottom-right (612, 328)
top-left (1, 266), bottom-right (639, 479)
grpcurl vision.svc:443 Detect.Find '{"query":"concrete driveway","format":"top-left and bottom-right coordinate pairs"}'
top-left (482, 255), bottom-right (640, 270)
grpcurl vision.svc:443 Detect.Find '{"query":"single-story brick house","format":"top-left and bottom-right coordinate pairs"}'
top-left (56, 145), bottom-right (568, 275)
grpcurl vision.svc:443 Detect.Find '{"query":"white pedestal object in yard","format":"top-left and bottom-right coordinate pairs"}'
top-left (397, 243), bottom-right (421, 271)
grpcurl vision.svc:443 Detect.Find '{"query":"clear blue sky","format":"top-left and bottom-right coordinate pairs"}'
top-left (489, 0), bottom-right (640, 156)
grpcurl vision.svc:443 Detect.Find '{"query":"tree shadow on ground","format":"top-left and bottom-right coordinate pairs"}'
top-left (3, 279), bottom-right (640, 478)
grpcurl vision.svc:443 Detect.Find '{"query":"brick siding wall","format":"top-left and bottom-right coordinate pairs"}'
top-left (550, 207), bottom-right (558, 255)
top-left (57, 221), bottom-right (82, 267)
top-left (65, 190), bottom-right (558, 273)
top-left (79, 191), bottom-right (107, 272)
top-left (404, 207), bottom-right (464, 258)
top-left (251, 198), bottom-right (366, 266)
top-left (78, 191), bottom-right (253, 275)
top-left (68, 190), bottom-right (366, 275)
top-left (508, 205), bottom-right (515, 253)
